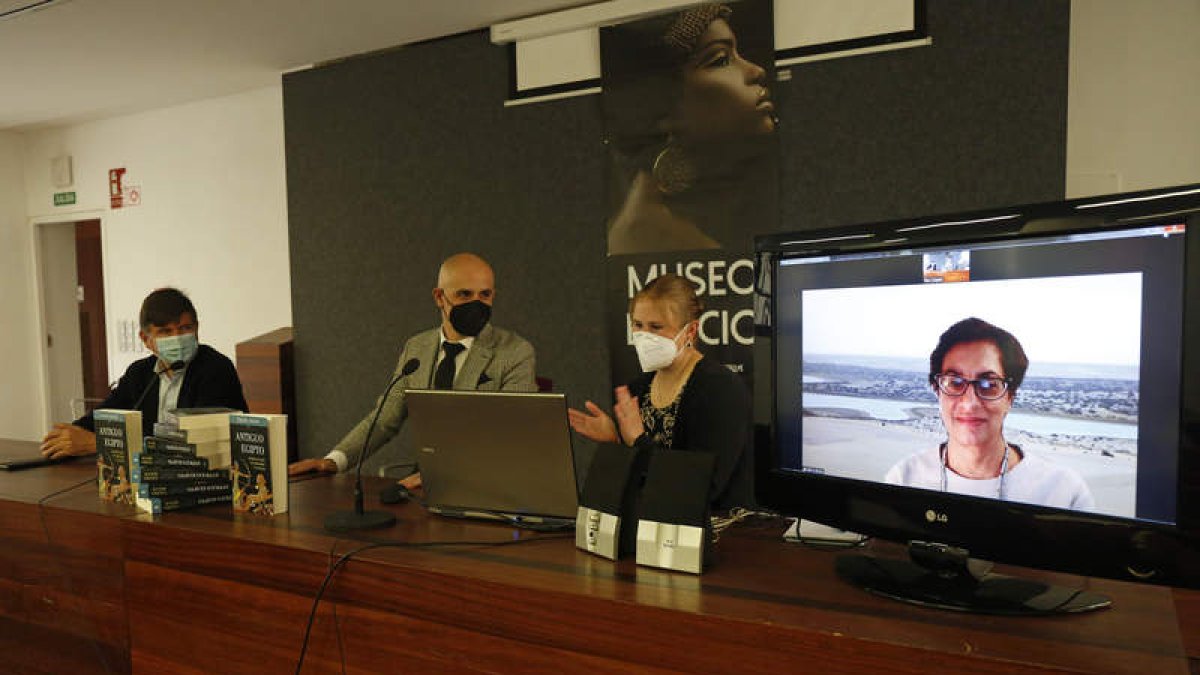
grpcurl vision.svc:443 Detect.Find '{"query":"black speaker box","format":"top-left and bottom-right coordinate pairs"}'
top-left (575, 443), bottom-right (647, 560)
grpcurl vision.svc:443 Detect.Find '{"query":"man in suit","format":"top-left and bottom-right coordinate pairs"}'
top-left (288, 253), bottom-right (536, 485)
top-left (40, 287), bottom-right (248, 459)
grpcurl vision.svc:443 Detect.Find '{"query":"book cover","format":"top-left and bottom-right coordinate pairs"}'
top-left (151, 423), bottom-right (188, 442)
top-left (133, 453), bottom-right (209, 470)
top-left (229, 413), bottom-right (288, 515)
top-left (142, 437), bottom-right (198, 456)
top-left (131, 453), bottom-right (209, 484)
top-left (136, 492), bottom-right (233, 515)
top-left (134, 467), bottom-right (226, 483)
top-left (94, 409), bottom-right (142, 505)
top-left (137, 479), bottom-right (232, 498)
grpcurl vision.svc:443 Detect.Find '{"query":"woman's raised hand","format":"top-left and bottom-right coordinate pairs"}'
top-left (567, 400), bottom-right (620, 444)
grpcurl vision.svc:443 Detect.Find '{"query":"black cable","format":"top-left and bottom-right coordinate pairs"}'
top-left (777, 515), bottom-right (871, 550)
top-left (37, 473), bottom-right (98, 507)
top-left (1046, 588), bottom-right (1087, 614)
top-left (37, 471), bottom-right (115, 674)
top-left (294, 533), bottom-right (571, 674)
top-left (326, 538), bottom-right (348, 675)
top-left (790, 534), bottom-right (871, 551)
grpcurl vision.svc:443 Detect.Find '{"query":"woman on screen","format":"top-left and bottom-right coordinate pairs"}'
top-left (602, 2), bottom-right (777, 255)
top-left (884, 317), bottom-right (1095, 510)
top-left (567, 274), bottom-right (752, 509)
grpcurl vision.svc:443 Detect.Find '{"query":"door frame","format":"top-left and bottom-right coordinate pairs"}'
top-left (30, 210), bottom-right (110, 431)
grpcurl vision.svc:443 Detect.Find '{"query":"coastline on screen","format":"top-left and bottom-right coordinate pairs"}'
top-left (794, 273), bottom-right (1141, 519)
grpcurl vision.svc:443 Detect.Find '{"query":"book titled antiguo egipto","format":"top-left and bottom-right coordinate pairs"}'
top-left (94, 409), bottom-right (142, 506)
top-left (230, 413), bottom-right (288, 515)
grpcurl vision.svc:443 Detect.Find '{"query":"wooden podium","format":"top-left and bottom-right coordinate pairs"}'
top-left (235, 327), bottom-right (297, 463)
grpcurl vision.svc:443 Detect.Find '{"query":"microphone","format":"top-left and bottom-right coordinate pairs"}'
top-left (132, 360), bottom-right (186, 411)
top-left (324, 357), bottom-right (420, 531)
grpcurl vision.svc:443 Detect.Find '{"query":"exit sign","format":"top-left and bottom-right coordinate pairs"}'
top-left (53, 191), bottom-right (76, 206)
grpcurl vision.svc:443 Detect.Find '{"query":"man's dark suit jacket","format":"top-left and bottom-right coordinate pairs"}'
top-left (72, 344), bottom-right (248, 437)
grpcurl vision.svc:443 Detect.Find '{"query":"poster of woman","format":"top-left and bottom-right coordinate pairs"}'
top-left (600, 0), bottom-right (779, 384)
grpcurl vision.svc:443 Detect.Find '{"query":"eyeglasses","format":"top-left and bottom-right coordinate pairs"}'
top-left (931, 373), bottom-right (1011, 400)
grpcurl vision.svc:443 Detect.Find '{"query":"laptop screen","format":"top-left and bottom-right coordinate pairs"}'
top-left (405, 389), bottom-right (579, 521)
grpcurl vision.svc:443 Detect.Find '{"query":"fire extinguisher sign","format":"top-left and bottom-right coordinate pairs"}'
top-left (109, 167), bottom-right (126, 209)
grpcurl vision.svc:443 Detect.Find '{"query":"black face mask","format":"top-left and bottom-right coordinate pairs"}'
top-left (447, 300), bottom-right (491, 337)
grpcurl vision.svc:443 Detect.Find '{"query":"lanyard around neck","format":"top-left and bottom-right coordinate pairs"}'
top-left (940, 442), bottom-right (1009, 499)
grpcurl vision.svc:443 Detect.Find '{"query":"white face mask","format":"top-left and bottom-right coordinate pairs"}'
top-left (155, 332), bottom-right (199, 366)
top-left (631, 324), bottom-right (690, 372)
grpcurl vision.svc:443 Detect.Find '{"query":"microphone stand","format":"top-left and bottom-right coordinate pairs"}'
top-left (324, 358), bottom-right (419, 531)
top-left (133, 359), bottom-right (185, 411)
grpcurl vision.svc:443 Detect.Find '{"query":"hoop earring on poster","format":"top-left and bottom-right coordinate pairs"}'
top-left (652, 142), bottom-right (696, 196)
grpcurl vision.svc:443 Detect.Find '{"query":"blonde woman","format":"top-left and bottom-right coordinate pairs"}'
top-left (569, 274), bottom-right (753, 509)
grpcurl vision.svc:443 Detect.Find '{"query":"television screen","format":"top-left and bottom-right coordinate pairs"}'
top-left (755, 185), bottom-right (1200, 604)
top-left (779, 224), bottom-right (1180, 522)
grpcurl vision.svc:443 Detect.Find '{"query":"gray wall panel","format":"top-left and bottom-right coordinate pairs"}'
top-left (285, 32), bottom-right (610, 477)
top-left (285, 0), bottom-right (1069, 480)
top-left (779, 0), bottom-right (1069, 230)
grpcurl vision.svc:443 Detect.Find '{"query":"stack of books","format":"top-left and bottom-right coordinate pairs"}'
top-left (133, 422), bottom-right (232, 514)
top-left (174, 410), bottom-right (235, 469)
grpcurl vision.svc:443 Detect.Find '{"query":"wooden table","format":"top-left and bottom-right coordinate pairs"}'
top-left (1, 438), bottom-right (1197, 674)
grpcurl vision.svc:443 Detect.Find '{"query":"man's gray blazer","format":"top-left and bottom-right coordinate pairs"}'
top-left (329, 323), bottom-right (536, 470)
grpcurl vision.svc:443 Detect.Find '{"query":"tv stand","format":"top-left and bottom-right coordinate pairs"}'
top-left (836, 540), bottom-right (1113, 615)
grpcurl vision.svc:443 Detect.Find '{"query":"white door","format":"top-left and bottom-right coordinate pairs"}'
top-left (38, 222), bottom-right (84, 424)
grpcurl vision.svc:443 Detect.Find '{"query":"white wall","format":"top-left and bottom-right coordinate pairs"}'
top-left (1067, 0), bottom-right (1200, 196)
top-left (0, 132), bottom-right (44, 441)
top-left (8, 85), bottom-right (292, 439)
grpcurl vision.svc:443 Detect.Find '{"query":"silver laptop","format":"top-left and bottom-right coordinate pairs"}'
top-left (405, 389), bottom-right (579, 529)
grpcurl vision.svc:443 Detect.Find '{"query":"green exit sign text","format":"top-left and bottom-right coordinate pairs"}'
top-left (53, 191), bottom-right (76, 206)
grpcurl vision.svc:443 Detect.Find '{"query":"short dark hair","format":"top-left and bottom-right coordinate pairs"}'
top-left (139, 288), bottom-right (196, 330)
top-left (928, 317), bottom-right (1029, 394)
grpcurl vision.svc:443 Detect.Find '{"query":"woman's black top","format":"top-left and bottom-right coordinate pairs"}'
top-left (627, 355), bottom-right (754, 510)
